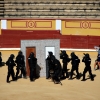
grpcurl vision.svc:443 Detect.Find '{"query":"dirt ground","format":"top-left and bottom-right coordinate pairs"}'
top-left (0, 50), bottom-right (100, 100)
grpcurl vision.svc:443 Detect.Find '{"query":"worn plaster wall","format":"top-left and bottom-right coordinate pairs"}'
top-left (21, 39), bottom-right (60, 77)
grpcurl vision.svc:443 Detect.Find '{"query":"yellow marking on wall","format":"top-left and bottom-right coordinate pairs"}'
top-left (90, 22), bottom-right (100, 29)
top-left (65, 21), bottom-right (81, 28)
top-left (36, 21), bottom-right (52, 28)
top-left (11, 21), bottom-right (27, 28)
top-left (7, 20), bottom-right (56, 30)
top-left (62, 20), bottom-right (100, 36)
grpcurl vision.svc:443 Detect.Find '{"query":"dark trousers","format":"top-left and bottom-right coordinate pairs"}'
top-left (7, 69), bottom-right (15, 82)
top-left (62, 63), bottom-right (69, 77)
top-left (53, 69), bottom-right (62, 82)
top-left (48, 64), bottom-right (54, 79)
top-left (82, 67), bottom-right (93, 80)
top-left (21, 67), bottom-right (26, 77)
top-left (16, 66), bottom-right (26, 79)
top-left (70, 65), bottom-right (79, 78)
top-left (30, 68), bottom-right (36, 81)
top-left (16, 67), bottom-right (20, 78)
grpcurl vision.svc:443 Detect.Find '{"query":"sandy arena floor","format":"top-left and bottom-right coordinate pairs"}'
top-left (0, 50), bottom-right (100, 100)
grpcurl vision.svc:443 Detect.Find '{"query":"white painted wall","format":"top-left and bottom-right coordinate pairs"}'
top-left (56, 20), bottom-right (61, 30)
top-left (1, 20), bottom-right (7, 29)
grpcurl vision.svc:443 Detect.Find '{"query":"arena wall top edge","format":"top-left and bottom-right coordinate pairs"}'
top-left (0, 18), bottom-right (100, 20)
top-left (0, 48), bottom-right (97, 52)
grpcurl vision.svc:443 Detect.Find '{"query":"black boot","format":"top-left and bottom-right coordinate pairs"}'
top-left (76, 74), bottom-right (80, 79)
top-left (62, 72), bottom-right (66, 78)
top-left (15, 76), bottom-right (18, 80)
top-left (66, 72), bottom-right (69, 78)
top-left (6, 76), bottom-right (10, 83)
top-left (68, 73), bottom-right (73, 80)
top-left (81, 78), bottom-right (86, 81)
top-left (90, 75), bottom-right (94, 81)
top-left (81, 73), bottom-right (86, 81)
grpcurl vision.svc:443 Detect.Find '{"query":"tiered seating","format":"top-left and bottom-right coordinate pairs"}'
top-left (0, 0), bottom-right (4, 17)
top-left (3, 0), bottom-right (100, 18)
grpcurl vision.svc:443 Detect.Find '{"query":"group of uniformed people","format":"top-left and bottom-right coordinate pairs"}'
top-left (5, 51), bottom-right (27, 83)
top-left (0, 49), bottom-right (98, 84)
top-left (0, 51), bottom-right (37, 83)
top-left (46, 50), bottom-right (95, 84)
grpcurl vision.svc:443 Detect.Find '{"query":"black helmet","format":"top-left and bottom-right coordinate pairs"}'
top-left (62, 50), bottom-right (66, 54)
top-left (70, 52), bottom-right (75, 57)
top-left (48, 52), bottom-right (53, 56)
top-left (18, 51), bottom-right (22, 55)
top-left (10, 54), bottom-right (15, 59)
top-left (85, 53), bottom-right (89, 58)
top-left (30, 52), bottom-right (34, 56)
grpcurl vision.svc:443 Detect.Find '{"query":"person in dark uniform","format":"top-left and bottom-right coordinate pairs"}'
top-left (50, 56), bottom-right (62, 84)
top-left (46, 52), bottom-right (55, 79)
top-left (69, 52), bottom-right (80, 80)
top-left (81, 53), bottom-right (94, 81)
top-left (0, 52), bottom-right (5, 67)
top-left (6, 54), bottom-right (16, 83)
top-left (15, 51), bottom-right (26, 80)
top-left (28, 52), bottom-right (37, 81)
top-left (60, 50), bottom-right (70, 78)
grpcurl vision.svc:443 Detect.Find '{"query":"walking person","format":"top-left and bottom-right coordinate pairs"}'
top-left (60, 50), bottom-right (70, 78)
top-left (28, 52), bottom-right (37, 81)
top-left (6, 54), bottom-right (16, 83)
top-left (69, 52), bottom-right (80, 80)
top-left (15, 51), bottom-right (26, 80)
top-left (81, 53), bottom-right (94, 81)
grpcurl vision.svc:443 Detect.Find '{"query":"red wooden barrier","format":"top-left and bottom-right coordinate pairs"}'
top-left (1, 29), bottom-right (100, 49)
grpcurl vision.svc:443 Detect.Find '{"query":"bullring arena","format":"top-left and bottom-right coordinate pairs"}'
top-left (0, 0), bottom-right (100, 100)
top-left (0, 50), bottom-right (100, 100)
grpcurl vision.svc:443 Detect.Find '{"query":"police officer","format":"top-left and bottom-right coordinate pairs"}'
top-left (60, 50), bottom-right (70, 78)
top-left (28, 52), bottom-right (37, 81)
top-left (6, 54), bottom-right (16, 83)
top-left (46, 52), bottom-right (55, 79)
top-left (69, 52), bottom-right (80, 80)
top-left (0, 52), bottom-right (5, 67)
top-left (50, 56), bottom-right (62, 84)
top-left (81, 53), bottom-right (94, 81)
top-left (15, 51), bottom-right (26, 80)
